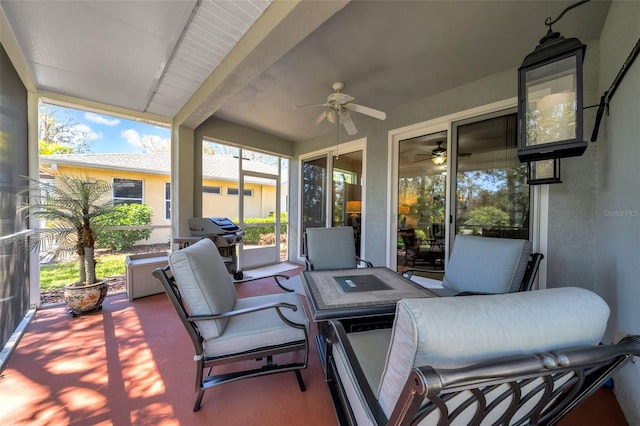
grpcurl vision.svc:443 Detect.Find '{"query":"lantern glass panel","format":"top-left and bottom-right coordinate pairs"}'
top-left (525, 55), bottom-right (578, 148)
top-left (529, 159), bottom-right (559, 181)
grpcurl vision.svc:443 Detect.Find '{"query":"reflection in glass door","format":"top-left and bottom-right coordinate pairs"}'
top-left (397, 131), bottom-right (447, 271)
top-left (301, 156), bottom-right (328, 255)
top-left (453, 111), bottom-right (530, 241)
top-left (301, 149), bottom-right (364, 258)
top-left (332, 151), bottom-right (363, 256)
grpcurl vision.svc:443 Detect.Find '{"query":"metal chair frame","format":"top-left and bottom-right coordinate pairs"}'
top-left (326, 319), bottom-right (640, 426)
top-left (153, 266), bottom-right (309, 411)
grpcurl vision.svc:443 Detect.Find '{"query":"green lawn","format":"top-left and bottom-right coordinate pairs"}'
top-left (39, 253), bottom-right (128, 291)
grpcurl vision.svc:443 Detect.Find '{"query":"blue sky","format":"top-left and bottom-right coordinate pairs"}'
top-left (43, 103), bottom-right (171, 154)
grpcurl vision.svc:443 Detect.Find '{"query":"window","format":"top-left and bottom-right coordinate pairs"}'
top-left (113, 178), bottom-right (143, 204)
top-left (165, 182), bottom-right (171, 220)
top-left (227, 187), bottom-right (253, 196)
top-left (203, 186), bottom-right (221, 194)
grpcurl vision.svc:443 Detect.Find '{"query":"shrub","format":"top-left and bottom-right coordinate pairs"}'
top-left (237, 213), bottom-right (288, 244)
top-left (259, 233), bottom-right (287, 246)
top-left (95, 203), bottom-right (153, 250)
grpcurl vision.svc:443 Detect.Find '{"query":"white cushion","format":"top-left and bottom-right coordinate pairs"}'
top-left (168, 238), bottom-right (237, 339)
top-left (376, 287), bottom-right (610, 417)
top-left (306, 227), bottom-right (357, 270)
top-left (442, 235), bottom-right (531, 293)
top-left (203, 292), bottom-right (309, 357)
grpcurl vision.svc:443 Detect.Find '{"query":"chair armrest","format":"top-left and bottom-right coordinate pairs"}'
top-left (387, 336), bottom-right (640, 425)
top-left (453, 290), bottom-right (494, 296)
top-left (234, 273), bottom-right (294, 292)
top-left (326, 320), bottom-right (389, 425)
top-left (303, 255), bottom-right (314, 271)
top-left (188, 301), bottom-right (301, 327)
top-left (401, 268), bottom-right (443, 279)
top-left (356, 257), bottom-right (374, 268)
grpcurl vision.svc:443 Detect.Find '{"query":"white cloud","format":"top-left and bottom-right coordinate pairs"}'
top-left (121, 129), bottom-right (170, 152)
top-left (85, 112), bottom-right (120, 126)
top-left (121, 128), bottom-right (141, 146)
top-left (72, 123), bottom-right (102, 141)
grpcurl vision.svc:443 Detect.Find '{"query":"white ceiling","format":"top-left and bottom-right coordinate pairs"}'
top-left (1, 0), bottom-right (611, 143)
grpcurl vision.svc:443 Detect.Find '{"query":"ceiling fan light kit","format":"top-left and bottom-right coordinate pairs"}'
top-left (298, 82), bottom-right (387, 136)
top-left (431, 141), bottom-right (447, 165)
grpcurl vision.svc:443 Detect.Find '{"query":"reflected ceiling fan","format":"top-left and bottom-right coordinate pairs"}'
top-left (414, 141), bottom-right (471, 165)
top-left (297, 82), bottom-right (387, 136)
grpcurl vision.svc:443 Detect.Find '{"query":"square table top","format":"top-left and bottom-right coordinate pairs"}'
top-left (301, 267), bottom-right (436, 321)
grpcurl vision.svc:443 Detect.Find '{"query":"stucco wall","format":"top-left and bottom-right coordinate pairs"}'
top-left (594, 1), bottom-right (640, 422)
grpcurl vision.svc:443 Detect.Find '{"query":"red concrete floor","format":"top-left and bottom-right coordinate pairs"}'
top-left (0, 268), bottom-right (628, 425)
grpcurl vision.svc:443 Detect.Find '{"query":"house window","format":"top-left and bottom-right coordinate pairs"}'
top-left (165, 182), bottom-right (171, 219)
top-left (203, 186), bottom-right (221, 194)
top-left (113, 178), bottom-right (143, 204)
top-left (227, 187), bottom-right (253, 196)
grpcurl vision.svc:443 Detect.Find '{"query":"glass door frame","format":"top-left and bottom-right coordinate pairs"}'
top-left (297, 138), bottom-right (366, 262)
top-left (389, 122), bottom-right (452, 271)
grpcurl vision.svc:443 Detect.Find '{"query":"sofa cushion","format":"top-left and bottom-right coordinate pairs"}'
top-left (376, 287), bottom-right (610, 417)
top-left (168, 238), bottom-right (237, 339)
top-left (442, 235), bottom-right (531, 294)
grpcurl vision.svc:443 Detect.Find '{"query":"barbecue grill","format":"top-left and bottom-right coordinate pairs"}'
top-left (188, 217), bottom-right (244, 279)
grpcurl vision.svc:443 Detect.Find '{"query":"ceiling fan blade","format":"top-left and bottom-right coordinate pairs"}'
top-left (342, 116), bottom-right (358, 135)
top-left (314, 110), bottom-right (327, 126)
top-left (345, 103), bottom-right (387, 120)
top-left (295, 102), bottom-right (327, 109)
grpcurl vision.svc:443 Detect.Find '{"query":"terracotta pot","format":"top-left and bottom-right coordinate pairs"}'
top-left (63, 279), bottom-right (108, 317)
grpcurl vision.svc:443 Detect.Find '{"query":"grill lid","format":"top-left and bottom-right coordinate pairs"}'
top-left (189, 217), bottom-right (240, 236)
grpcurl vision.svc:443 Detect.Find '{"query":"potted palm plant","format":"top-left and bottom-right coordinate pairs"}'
top-left (24, 175), bottom-right (115, 316)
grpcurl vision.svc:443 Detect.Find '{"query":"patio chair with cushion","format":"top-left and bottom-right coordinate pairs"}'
top-left (324, 287), bottom-right (640, 425)
top-left (152, 238), bottom-right (309, 411)
top-left (304, 226), bottom-right (374, 270)
top-left (404, 234), bottom-right (543, 296)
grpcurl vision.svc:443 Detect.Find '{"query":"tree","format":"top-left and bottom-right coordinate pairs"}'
top-left (23, 175), bottom-right (114, 285)
top-left (38, 105), bottom-right (94, 154)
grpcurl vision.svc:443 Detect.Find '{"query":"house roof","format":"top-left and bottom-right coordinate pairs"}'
top-left (40, 153), bottom-right (282, 185)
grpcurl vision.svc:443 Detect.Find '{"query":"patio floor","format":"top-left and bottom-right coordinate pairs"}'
top-left (0, 265), bottom-right (627, 425)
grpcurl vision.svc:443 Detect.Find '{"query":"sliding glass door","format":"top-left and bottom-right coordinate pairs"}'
top-left (300, 145), bottom-right (364, 258)
top-left (392, 107), bottom-right (531, 271)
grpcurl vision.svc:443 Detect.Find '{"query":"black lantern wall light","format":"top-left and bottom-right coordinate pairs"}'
top-left (518, 0), bottom-right (640, 185)
top-left (518, 0), bottom-right (589, 184)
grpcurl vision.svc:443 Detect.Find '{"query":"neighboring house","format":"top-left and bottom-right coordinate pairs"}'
top-left (39, 153), bottom-right (282, 245)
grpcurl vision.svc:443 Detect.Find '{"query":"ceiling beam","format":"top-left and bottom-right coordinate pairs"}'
top-left (174, 0), bottom-right (349, 129)
top-left (0, 5), bottom-right (36, 92)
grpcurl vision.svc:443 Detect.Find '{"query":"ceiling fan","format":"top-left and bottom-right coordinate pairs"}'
top-left (413, 141), bottom-right (472, 165)
top-left (297, 82), bottom-right (387, 136)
